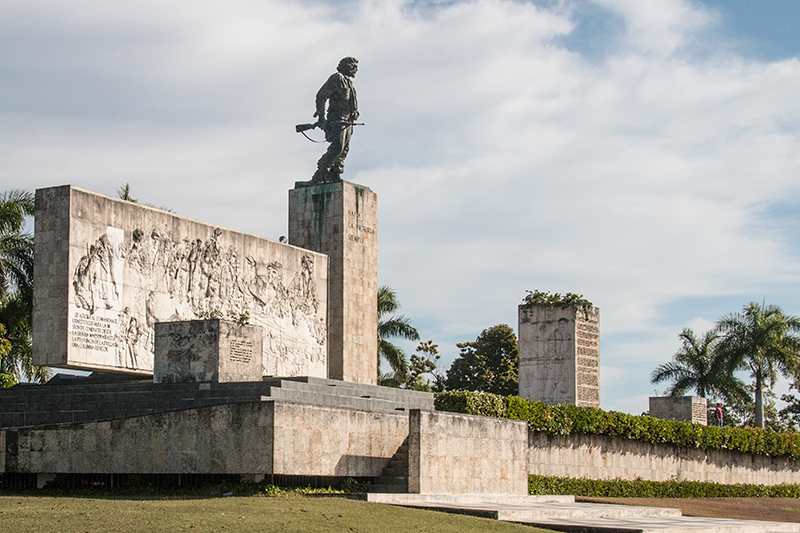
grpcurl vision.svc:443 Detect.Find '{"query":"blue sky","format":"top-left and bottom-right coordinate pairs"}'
top-left (2, 0), bottom-right (800, 413)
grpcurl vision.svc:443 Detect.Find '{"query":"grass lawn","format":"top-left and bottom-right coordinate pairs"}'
top-left (1, 494), bottom-right (554, 533)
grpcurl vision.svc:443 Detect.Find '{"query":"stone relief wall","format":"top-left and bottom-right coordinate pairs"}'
top-left (34, 185), bottom-right (327, 378)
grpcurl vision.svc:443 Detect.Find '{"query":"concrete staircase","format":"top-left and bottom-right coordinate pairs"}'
top-left (370, 438), bottom-right (410, 493)
top-left (0, 375), bottom-right (434, 429)
top-left (366, 494), bottom-right (800, 533)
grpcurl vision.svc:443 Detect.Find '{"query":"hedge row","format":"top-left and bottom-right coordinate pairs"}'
top-left (529, 474), bottom-right (800, 498)
top-left (434, 390), bottom-right (800, 459)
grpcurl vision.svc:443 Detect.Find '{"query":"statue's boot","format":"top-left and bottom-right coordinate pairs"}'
top-left (295, 169), bottom-right (327, 188)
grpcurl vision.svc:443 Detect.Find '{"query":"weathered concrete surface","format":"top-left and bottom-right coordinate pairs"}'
top-left (650, 395), bottom-right (708, 425)
top-left (518, 304), bottom-right (600, 407)
top-left (272, 402), bottom-right (407, 477)
top-left (408, 410), bottom-right (528, 495)
top-left (288, 180), bottom-right (377, 385)
top-left (2, 401), bottom-right (407, 477)
top-left (528, 430), bottom-right (800, 485)
top-left (153, 319), bottom-right (263, 383)
top-left (33, 185), bottom-right (327, 378)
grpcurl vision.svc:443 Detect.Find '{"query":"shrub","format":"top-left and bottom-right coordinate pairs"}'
top-left (434, 391), bottom-right (800, 459)
top-left (529, 475), bottom-right (800, 498)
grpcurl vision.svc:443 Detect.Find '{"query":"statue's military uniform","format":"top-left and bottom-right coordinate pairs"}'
top-left (312, 61), bottom-right (359, 183)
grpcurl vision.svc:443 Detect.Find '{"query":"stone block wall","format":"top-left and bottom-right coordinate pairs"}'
top-left (528, 431), bottom-right (800, 485)
top-left (3, 403), bottom-right (274, 474)
top-left (649, 396), bottom-right (708, 425)
top-left (272, 402), bottom-right (407, 477)
top-left (1, 401), bottom-right (407, 478)
top-left (33, 185), bottom-right (327, 379)
top-left (408, 410), bottom-right (528, 495)
top-left (153, 319), bottom-right (263, 383)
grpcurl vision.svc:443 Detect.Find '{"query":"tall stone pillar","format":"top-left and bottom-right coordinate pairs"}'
top-left (518, 304), bottom-right (600, 407)
top-left (288, 181), bottom-right (378, 384)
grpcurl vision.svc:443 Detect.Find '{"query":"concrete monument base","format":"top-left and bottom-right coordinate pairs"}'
top-left (0, 376), bottom-right (527, 495)
top-left (288, 180), bottom-right (378, 385)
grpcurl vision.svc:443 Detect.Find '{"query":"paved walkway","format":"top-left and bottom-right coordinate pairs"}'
top-left (366, 494), bottom-right (800, 533)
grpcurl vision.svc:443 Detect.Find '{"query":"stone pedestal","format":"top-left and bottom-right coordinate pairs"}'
top-left (518, 304), bottom-right (600, 407)
top-left (649, 396), bottom-right (707, 425)
top-left (153, 319), bottom-right (263, 383)
top-left (288, 181), bottom-right (378, 384)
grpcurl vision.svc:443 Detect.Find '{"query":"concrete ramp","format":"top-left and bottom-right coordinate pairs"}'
top-left (366, 494), bottom-right (800, 533)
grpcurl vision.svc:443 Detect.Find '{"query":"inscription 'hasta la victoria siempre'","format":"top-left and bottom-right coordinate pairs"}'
top-left (71, 226), bottom-right (326, 374)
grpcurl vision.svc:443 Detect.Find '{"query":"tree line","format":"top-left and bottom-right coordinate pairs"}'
top-left (651, 302), bottom-right (800, 430)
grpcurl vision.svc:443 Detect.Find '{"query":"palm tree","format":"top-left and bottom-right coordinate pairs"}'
top-left (377, 286), bottom-right (419, 382)
top-left (0, 189), bottom-right (34, 304)
top-left (0, 189), bottom-right (49, 385)
top-left (651, 328), bottom-right (746, 402)
top-left (716, 302), bottom-right (800, 428)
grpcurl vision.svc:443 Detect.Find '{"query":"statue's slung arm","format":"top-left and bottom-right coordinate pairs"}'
top-left (314, 73), bottom-right (342, 119)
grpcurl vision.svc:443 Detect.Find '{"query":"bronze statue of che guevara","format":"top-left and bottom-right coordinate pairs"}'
top-left (296, 57), bottom-right (360, 186)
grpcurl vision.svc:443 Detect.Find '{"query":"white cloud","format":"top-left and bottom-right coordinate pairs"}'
top-left (3, 0), bottom-right (800, 412)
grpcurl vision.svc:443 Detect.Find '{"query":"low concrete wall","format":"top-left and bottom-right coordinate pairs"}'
top-left (528, 431), bottom-right (800, 485)
top-left (272, 402), bottom-right (408, 477)
top-left (409, 410), bottom-right (528, 495)
top-left (1, 401), bottom-right (407, 477)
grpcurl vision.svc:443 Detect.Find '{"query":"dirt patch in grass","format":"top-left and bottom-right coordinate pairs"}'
top-left (577, 497), bottom-right (800, 523)
top-left (1, 494), bottom-right (555, 533)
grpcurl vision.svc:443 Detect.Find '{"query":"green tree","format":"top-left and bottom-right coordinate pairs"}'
top-left (716, 302), bottom-right (800, 429)
top-left (377, 286), bottom-right (419, 382)
top-left (0, 189), bottom-right (49, 385)
top-left (401, 340), bottom-right (445, 392)
top-left (445, 324), bottom-right (518, 395)
top-left (650, 328), bottom-right (747, 402)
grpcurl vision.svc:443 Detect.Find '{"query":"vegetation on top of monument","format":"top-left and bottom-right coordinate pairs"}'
top-left (523, 290), bottom-right (594, 318)
top-left (435, 390), bottom-right (800, 459)
top-left (116, 182), bottom-right (172, 212)
top-left (0, 189), bottom-right (49, 386)
top-left (650, 328), bottom-right (748, 404)
top-left (377, 285), bottom-right (420, 383)
top-left (715, 302), bottom-right (800, 429)
top-left (117, 183), bottom-right (138, 203)
top-left (444, 324), bottom-right (518, 396)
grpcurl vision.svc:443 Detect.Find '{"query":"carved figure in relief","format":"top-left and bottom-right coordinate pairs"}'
top-left (289, 254), bottom-right (319, 323)
top-left (73, 254), bottom-right (93, 311)
top-left (73, 232), bottom-right (124, 314)
top-left (116, 307), bottom-right (141, 369)
top-left (74, 224), bottom-right (327, 374)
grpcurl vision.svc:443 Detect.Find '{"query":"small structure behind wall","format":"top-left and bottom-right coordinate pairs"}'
top-left (649, 396), bottom-right (707, 425)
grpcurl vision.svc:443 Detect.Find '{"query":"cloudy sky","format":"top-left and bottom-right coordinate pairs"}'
top-left (3, 0), bottom-right (800, 413)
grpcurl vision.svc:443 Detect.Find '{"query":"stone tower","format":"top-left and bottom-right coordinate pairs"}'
top-left (288, 180), bottom-right (378, 384)
top-left (517, 304), bottom-right (600, 407)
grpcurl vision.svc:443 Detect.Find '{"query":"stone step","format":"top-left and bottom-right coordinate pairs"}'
top-left (369, 483), bottom-right (408, 493)
top-left (522, 515), bottom-right (800, 533)
top-left (271, 379), bottom-right (433, 410)
top-left (265, 387), bottom-right (412, 413)
top-left (367, 494), bottom-right (575, 505)
top-left (381, 465), bottom-right (407, 477)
